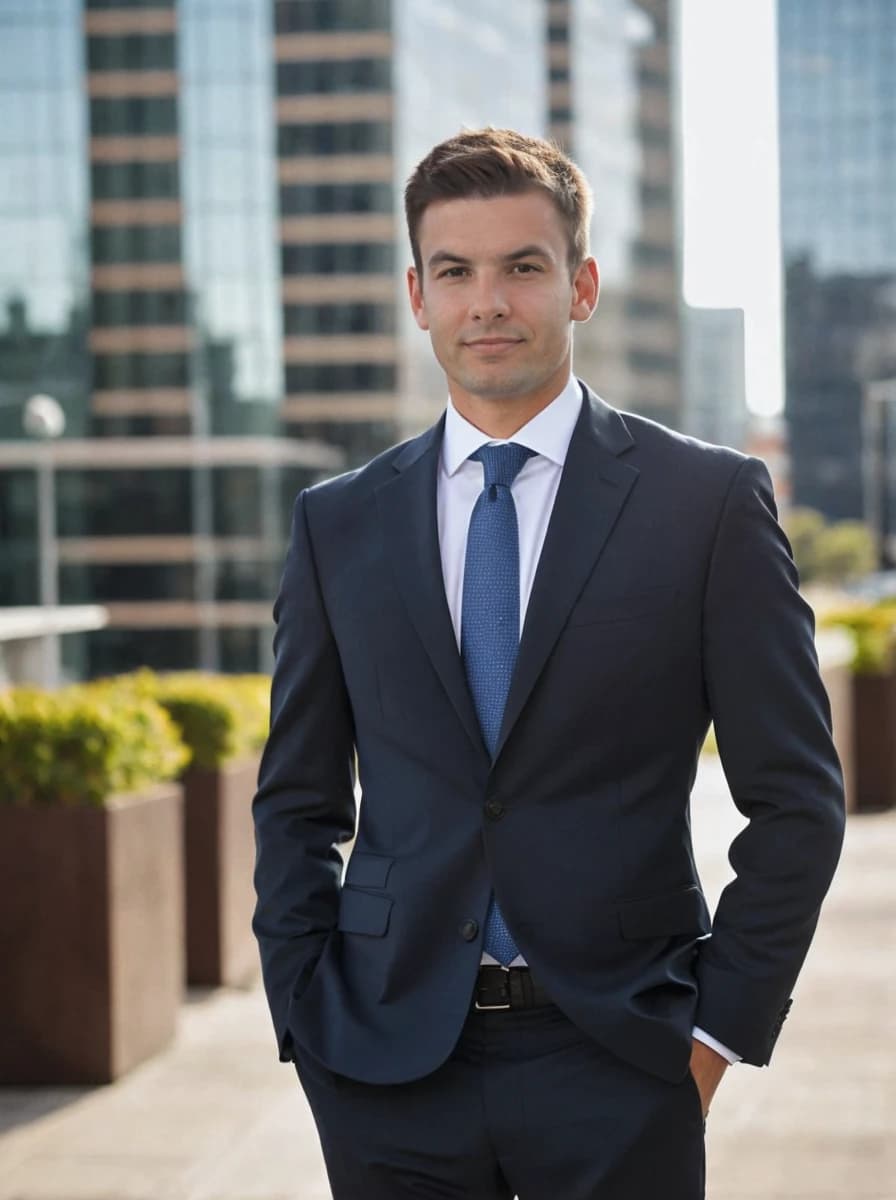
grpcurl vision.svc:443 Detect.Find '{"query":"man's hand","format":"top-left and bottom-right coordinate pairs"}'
top-left (689, 1039), bottom-right (729, 1118)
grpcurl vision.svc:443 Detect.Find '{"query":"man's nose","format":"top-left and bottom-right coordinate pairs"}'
top-left (469, 278), bottom-right (508, 322)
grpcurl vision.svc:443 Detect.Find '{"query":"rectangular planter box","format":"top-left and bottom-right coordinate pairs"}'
top-left (0, 783), bottom-right (184, 1085)
top-left (183, 756), bottom-right (260, 988)
top-left (853, 669), bottom-right (896, 812)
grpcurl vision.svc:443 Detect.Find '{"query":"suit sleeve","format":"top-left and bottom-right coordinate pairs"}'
top-left (694, 456), bottom-right (845, 1066)
top-left (252, 488), bottom-right (357, 1061)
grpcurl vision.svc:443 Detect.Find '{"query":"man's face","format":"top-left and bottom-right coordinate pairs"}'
top-left (407, 190), bottom-right (598, 413)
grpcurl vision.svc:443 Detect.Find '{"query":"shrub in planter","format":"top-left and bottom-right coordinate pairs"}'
top-left (824, 603), bottom-right (896, 812)
top-left (91, 671), bottom-right (271, 986)
top-left (0, 688), bottom-right (188, 1084)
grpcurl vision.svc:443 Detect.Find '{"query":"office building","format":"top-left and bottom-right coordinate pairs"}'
top-left (682, 304), bottom-right (746, 449)
top-left (548, 0), bottom-right (683, 427)
top-left (0, 0), bottom-right (680, 678)
top-left (778, 0), bottom-right (896, 522)
top-left (0, 0), bottom-right (338, 678)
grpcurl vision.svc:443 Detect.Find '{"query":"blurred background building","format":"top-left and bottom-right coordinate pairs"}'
top-left (549, 0), bottom-right (683, 428)
top-left (682, 304), bottom-right (746, 449)
top-left (0, 0), bottom-right (686, 679)
top-left (778, 0), bottom-right (896, 545)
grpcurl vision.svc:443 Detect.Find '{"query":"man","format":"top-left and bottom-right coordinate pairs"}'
top-left (252, 128), bottom-right (844, 1199)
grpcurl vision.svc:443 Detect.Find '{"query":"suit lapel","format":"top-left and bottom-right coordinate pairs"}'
top-left (494, 385), bottom-right (640, 761)
top-left (375, 417), bottom-right (488, 760)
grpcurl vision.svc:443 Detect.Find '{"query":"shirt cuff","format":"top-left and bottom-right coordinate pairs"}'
top-left (692, 1025), bottom-right (742, 1064)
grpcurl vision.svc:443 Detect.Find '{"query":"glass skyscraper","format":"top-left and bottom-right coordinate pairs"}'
top-left (0, 0), bottom-right (682, 679)
top-left (778, 0), bottom-right (896, 524)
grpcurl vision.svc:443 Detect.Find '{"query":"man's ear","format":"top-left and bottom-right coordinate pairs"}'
top-left (407, 266), bottom-right (429, 331)
top-left (570, 257), bottom-right (599, 324)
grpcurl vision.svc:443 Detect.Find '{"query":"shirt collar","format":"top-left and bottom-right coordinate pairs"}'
top-left (441, 375), bottom-right (582, 477)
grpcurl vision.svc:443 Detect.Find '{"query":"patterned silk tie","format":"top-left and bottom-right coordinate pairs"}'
top-left (461, 442), bottom-right (535, 965)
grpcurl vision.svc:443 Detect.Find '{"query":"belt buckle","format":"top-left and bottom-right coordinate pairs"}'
top-left (474, 964), bottom-right (512, 1011)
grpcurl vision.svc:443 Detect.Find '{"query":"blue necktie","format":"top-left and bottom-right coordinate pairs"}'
top-left (461, 442), bottom-right (535, 965)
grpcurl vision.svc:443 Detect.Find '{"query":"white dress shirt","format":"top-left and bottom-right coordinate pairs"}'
top-left (435, 375), bottom-right (740, 1065)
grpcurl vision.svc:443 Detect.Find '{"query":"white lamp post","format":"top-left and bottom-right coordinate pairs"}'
top-left (22, 393), bottom-right (66, 687)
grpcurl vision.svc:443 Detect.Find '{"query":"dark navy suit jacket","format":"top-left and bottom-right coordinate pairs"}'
top-left (252, 383), bottom-right (845, 1085)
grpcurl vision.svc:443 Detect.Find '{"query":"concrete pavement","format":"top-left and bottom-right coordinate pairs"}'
top-left (1, 758), bottom-right (893, 1199)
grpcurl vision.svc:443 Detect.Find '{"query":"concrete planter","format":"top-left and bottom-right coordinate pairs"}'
top-left (853, 670), bottom-right (896, 812)
top-left (182, 756), bottom-right (260, 988)
top-left (0, 783), bottom-right (184, 1084)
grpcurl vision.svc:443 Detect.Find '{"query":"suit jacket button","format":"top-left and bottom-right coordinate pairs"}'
top-left (460, 920), bottom-right (479, 942)
top-left (485, 798), bottom-right (505, 820)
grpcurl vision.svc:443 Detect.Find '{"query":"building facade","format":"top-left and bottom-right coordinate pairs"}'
top-left (0, 0), bottom-right (682, 678)
top-left (550, 0), bottom-right (683, 427)
top-left (778, 0), bottom-right (896, 524)
top-left (0, 0), bottom-right (338, 678)
top-left (682, 304), bottom-right (747, 450)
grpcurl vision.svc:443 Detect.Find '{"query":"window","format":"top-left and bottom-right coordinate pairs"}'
top-left (277, 57), bottom-right (391, 94)
top-left (91, 160), bottom-right (180, 200)
top-left (92, 351), bottom-right (190, 389)
top-left (283, 301), bottom-right (394, 335)
top-left (91, 224), bottom-right (181, 263)
top-left (92, 289), bottom-right (187, 326)
top-left (284, 362), bottom-right (396, 392)
top-left (277, 120), bottom-right (391, 157)
top-left (90, 96), bottom-right (178, 137)
top-left (279, 181), bottom-right (393, 215)
top-left (87, 34), bottom-right (176, 72)
top-left (281, 241), bottom-right (394, 274)
top-left (275, 0), bottom-right (390, 34)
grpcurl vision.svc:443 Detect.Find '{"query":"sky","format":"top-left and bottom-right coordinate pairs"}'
top-left (679, 0), bottom-right (783, 417)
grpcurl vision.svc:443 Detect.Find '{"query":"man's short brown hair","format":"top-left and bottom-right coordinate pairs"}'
top-left (404, 127), bottom-right (593, 279)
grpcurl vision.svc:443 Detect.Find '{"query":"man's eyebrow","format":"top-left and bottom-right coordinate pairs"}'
top-left (427, 245), bottom-right (552, 270)
top-left (503, 244), bottom-right (552, 262)
top-left (427, 250), bottom-right (472, 269)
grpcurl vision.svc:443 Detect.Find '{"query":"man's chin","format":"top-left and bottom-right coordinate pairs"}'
top-left (454, 369), bottom-right (535, 401)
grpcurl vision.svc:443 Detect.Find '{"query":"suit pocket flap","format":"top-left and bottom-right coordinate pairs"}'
top-left (567, 586), bottom-right (676, 627)
top-left (337, 887), bottom-right (393, 936)
top-left (617, 885), bottom-right (709, 940)
top-left (343, 851), bottom-right (394, 889)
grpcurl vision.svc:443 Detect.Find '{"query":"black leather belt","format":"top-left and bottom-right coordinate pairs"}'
top-left (473, 965), bottom-right (554, 1011)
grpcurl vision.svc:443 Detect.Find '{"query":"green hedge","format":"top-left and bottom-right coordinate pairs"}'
top-left (82, 670), bottom-right (270, 770)
top-left (0, 686), bottom-right (188, 808)
top-left (822, 602), bottom-right (896, 674)
top-left (0, 671), bottom-right (271, 807)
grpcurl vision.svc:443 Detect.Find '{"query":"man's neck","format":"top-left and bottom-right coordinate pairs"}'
top-left (450, 380), bottom-right (571, 440)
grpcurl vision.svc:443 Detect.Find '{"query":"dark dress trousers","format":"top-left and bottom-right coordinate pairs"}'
top-left (252, 383), bottom-right (844, 1128)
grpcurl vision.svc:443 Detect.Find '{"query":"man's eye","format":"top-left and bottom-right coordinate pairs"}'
top-left (511, 263), bottom-right (539, 274)
top-left (438, 267), bottom-right (467, 278)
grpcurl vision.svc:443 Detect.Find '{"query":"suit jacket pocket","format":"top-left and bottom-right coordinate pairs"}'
top-left (566, 586), bottom-right (677, 628)
top-left (337, 886), bottom-right (393, 936)
top-left (343, 851), bottom-right (395, 889)
top-left (616, 884), bottom-right (710, 940)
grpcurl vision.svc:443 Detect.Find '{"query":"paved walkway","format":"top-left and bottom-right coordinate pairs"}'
top-left (1, 759), bottom-right (893, 1199)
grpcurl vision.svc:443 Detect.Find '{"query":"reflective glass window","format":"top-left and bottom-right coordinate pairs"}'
top-left (284, 362), bottom-right (396, 392)
top-left (90, 96), bottom-right (178, 136)
top-left (281, 241), bottom-right (394, 274)
top-left (56, 467), bottom-right (192, 535)
top-left (277, 120), bottom-right (391, 156)
top-left (92, 289), bottom-right (187, 326)
top-left (283, 302), bottom-right (395, 335)
top-left (91, 224), bottom-right (181, 263)
top-left (275, 0), bottom-right (390, 34)
top-left (92, 351), bottom-right (190, 389)
top-left (276, 57), bottom-right (391, 94)
top-left (279, 181), bottom-right (393, 214)
top-left (87, 34), bottom-right (176, 71)
top-left (91, 160), bottom-right (180, 200)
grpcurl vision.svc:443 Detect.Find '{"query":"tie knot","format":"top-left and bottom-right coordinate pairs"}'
top-left (471, 442), bottom-right (535, 489)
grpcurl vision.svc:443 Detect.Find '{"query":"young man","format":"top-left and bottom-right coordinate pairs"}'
top-left (252, 128), bottom-right (844, 1199)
